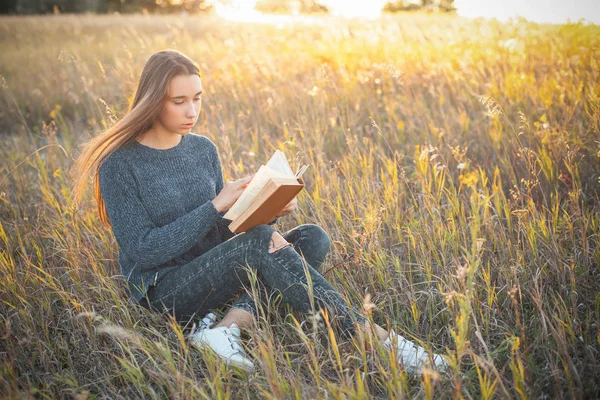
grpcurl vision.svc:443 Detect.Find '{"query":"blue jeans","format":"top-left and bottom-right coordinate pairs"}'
top-left (139, 224), bottom-right (367, 338)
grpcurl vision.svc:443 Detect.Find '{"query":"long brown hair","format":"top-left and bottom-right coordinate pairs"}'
top-left (70, 49), bottom-right (201, 228)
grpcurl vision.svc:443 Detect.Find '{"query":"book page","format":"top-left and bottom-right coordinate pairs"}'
top-left (295, 164), bottom-right (309, 179)
top-left (223, 164), bottom-right (289, 220)
top-left (266, 150), bottom-right (294, 177)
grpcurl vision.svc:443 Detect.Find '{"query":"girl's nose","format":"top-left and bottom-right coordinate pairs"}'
top-left (186, 103), bottom-right (199, 118)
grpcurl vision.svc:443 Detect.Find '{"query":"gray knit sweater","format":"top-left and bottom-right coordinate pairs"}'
top-left (98, 133), bottom-right (275, 303)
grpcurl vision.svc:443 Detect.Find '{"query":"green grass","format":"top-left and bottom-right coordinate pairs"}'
top-left (1, 12), bottom-right (599, 399)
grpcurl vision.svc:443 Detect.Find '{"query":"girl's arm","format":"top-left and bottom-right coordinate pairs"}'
top-left (99, 157), bottom-right (221, 267)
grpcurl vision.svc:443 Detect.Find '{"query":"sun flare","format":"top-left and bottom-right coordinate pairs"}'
top-left (318, 0), bottom-right (388, 18)
top-left (207, 0), bottom-right (388, 22)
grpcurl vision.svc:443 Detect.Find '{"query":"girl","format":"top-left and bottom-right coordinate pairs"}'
top-left (71, 49), bottom-right (448, 374)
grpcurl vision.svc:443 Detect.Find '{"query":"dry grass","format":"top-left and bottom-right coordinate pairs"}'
top-left (1, 12), bottom-right (599, 399)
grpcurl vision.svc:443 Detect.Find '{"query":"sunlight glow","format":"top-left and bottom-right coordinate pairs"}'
top-left (213, 0), bottom-right (261, 22)
top-left (206, 0), bottom-right (599, 25)
top-left (318, 0), bottom-right (388, 19)
top-left (454, 0), bottom-right (599, 24)
top-left (208, 0), bottom-right (388, 22)
top-left (208, 0), bottom-right (316, 24)
top-left (207, 0), bottom-right (290, 23)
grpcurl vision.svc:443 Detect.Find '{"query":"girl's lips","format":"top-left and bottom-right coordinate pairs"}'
top-left (182, 123), bottom-right (194, 127)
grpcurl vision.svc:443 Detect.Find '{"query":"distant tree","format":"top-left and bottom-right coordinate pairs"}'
top-left (105, 0), bottom-right (123, 13)
top-left (1, 0), bottom-right (455, 15)
top-left (256, 0), bottom-right (327, 14)
top-left (438, 0), bottom-right (455, 11)
top-left (384, 0), bottom-right (453, 12)
top-left (384, 1), bottom-right (421, 12)
top-left (0, 0), bottom-right (18, 13)
top-left (147, 0), bottom-right (212, 14)
top-left (6, 0), bottom-right (104, 13)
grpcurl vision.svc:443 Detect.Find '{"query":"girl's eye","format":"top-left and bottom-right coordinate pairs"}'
top-left (174, 98), bottom-right (200, 105)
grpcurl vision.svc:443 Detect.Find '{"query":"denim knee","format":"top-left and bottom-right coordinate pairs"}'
top-left (301, 224), bottom-right (331, 256)
top-left (242, 224), bottom-right (277, 253)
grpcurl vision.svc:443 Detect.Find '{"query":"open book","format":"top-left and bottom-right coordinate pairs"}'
top-left (223, 150), bottom-right (309, 233)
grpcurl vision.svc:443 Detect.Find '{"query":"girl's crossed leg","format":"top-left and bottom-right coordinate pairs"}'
top-left (141, 223), bottom-right (368, 339)
top-left (225, 223), bottom-right (333, 325)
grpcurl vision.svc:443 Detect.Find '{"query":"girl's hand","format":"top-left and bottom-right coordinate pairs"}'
top-left (211, 174), bottom-right (255, 213)
top-left (276, 197), bottom-right (298, 217)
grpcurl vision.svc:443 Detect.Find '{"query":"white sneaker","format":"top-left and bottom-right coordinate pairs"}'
top-left (189, 323), bottom-right (255, 372)
top-left (198, 312), bottom-right (217, 331)
top-left (383, 330), bottom-right (449, 374)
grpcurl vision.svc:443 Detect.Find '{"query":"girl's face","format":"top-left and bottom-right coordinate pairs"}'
top-left (156, 73), bottom-right (202, 135)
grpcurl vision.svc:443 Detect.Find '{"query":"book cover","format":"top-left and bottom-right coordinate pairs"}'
top-left (224, 151), bottom-right (308, 233)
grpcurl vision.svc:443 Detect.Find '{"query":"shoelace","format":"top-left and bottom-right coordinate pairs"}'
top-left (225, 330), bottom-right (246, 356)
top-left (197, 313), bottom-right (216, 331)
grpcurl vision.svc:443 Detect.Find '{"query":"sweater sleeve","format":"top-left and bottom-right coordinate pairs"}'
top-left (99, 156), bottom-right (221, 267)
top-left (210, 143), bottom-right (239, 242)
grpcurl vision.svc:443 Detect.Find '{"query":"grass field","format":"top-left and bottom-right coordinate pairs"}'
top-left (1, 12), bottom-right (599, 399)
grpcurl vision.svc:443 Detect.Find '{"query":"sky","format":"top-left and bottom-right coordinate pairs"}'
top-left (454, 0), bottom-right (600, 25)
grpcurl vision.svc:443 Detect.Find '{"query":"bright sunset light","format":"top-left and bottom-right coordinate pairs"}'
top-left (454, 0), bottom-right (600, 24)
top-left (210, 0), bottom-right (390, 21)
top-left (208, 0), bottom-right (298, 23)
top-left (208, 0), bottom-right (599, 25)
top-left (212, 0), bottom-right (258, 21)
top-left (318, 0), bottom-right (388, 18)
